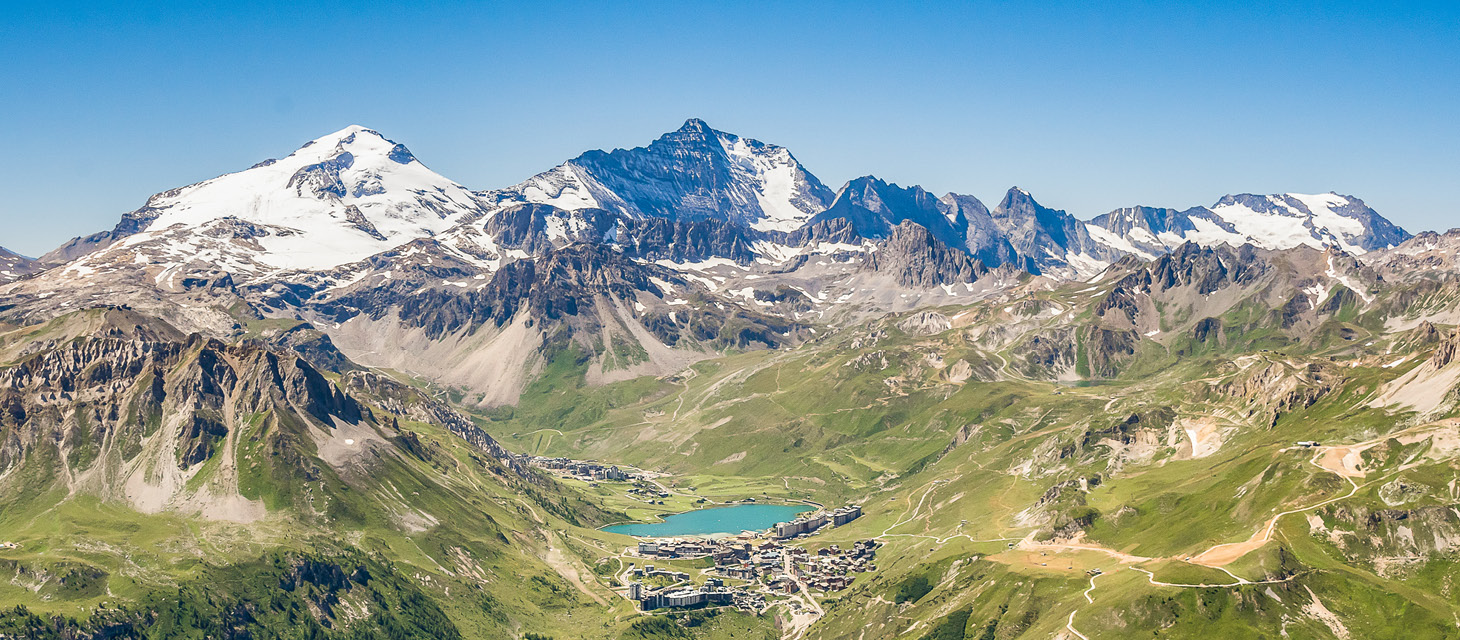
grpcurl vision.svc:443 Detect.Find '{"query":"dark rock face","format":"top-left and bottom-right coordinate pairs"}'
top-left (1090, 205), bottom-right (1202, 238)
top-left (1095, 243), bottom-right (1267, 330)
top-left (615, 216), bottom-right (760, 265)
top-left (1082, 326), bottom-right (1139, 378)
top-left (564, 118), bottom-right (835, 227)
top-left (245, 322), bottom-right (358, 374)
top-left (945, 193), bottom-right (1022, 269)
top-left (812, 177), bottom-right (968, 252)
top-left (815, 182), bottom-right (1137, 276)
top-left (484, 203), bottom-right (618, 254)
top-left (343, 205), bottom-right (387, 241)
top-left (754, 285), bottom-right (814, 312)
top-left (777, 217), bottom-right (864, 247)
top-left (317, 242), bottom-right (802, 352)
top-left (1095, 270), bottom-right (1152, 325)
top-left (990, 188), bottom-right (1124, 276)
top-left (1148, 242), bottom-right (1264, 294)
top-left (1316, 286), bottom-right (1358, 314)
top-left (383, 244), bottom-right (667, 338)
top-left (1012, 328), bottom-right (1077, 378)
top-left (1192, 317), bottom-right (1224, 344)
top-left (288, 151), bottom-right (355, 199)
top-left (0, 318), bottom-right (367, 479)
top-left (864, 221), bottom-right (989, 287)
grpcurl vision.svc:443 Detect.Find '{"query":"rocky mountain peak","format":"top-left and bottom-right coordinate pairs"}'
top-left (34, 125), bottom-right (489, 276)
top-left (998, 186), bottom-right (1036, 209)
top-left (813, 176), bottom-right (963, 250)
top-left (673, 117), bottom-right (713, 134)
top-left (490, 119), bottom-right (834, 233)
top-left (865, 220), bottom-right (989, 287)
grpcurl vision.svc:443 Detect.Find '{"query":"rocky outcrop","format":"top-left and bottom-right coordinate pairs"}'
top-left (1211, 359), bottom-right (1342, 427)
top-left (1082, 326), bottom-right (1139, 378)
top-left (1012, 328), bottom-right (1077, 379)
top-left (323, 243), bottom-right (801, 352)
top-left (248, 322), bottom-right (359, 373)
top-left (813, 177), bottom-right (968, 251)
top-left (0, 310), bottom-right (372, 519)
top-left (1150, 242), bottom-right (1264, 294)
top-left (865, 221), bottom-right (988, 287)
top-left (616, 216), bottom-right (759, 265)
top-left (1319, 504), bottom-right (1460, 578)
top-left (897, 311), bottom-right (953, 336)
top-left (483, 203), bottom-right (616, 254)
top-left (1431, 326), bottom-right (1460, 368)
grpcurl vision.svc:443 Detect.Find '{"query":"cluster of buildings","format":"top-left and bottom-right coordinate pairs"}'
top-left (529, 456), bottom-right (631, 481)
top-left (786, 540), bottom-right (879, 592)
top-left (774, 505), bottom-right (861, 539)
top-left (629, 577), bottom-right (764, 612)
top-left (717, 541), bottom-right (789, 581)
top-left (638, 539), bottom-right (750, 562)
top-left (713, 539), bottom-right (879, 593)
top-left (628, 564), bottom-right (691, 583)
top-left (616, 503), bottom-right (874, 613)
top-left (626, 485), bottom-right (672, 501)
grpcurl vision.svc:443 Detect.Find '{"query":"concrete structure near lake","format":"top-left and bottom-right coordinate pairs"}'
top-left (774, 504), bottom-right (861, 539)
top-left (776, 512), bottom-right (828, 538)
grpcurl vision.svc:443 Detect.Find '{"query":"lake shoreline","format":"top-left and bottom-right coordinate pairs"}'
top-left (601, 503), bottom-right (815, 538)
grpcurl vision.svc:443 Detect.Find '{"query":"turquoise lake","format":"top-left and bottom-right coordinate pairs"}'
top-left (602, 504), bottom-right (813, 537)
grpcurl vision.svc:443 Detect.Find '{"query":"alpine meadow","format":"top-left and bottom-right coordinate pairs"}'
top-left (3, 3), bottom-right (1459, 639)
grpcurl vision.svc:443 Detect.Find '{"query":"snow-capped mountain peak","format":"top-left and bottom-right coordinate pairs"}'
top-left (486, 119), bottom-right (835, 232)
top-left (81, 125), bottom-right (490, 273)
top-left (1088, 192), bottom-right (1409, 257)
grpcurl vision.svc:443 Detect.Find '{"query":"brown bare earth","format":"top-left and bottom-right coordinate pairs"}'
top-left (1189, 516), bottom-right (1280, 567)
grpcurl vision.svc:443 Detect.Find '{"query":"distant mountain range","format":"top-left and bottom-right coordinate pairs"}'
top-left (0, 119), bottom-right (1419, 404)
top-left (32, 119), bottom-right (1412, 278)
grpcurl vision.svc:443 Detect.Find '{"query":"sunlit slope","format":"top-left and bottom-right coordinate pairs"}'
top-left (479, 242), bottom-right (1460, 638)
top-left (0, 308), bottom-right (704, 639)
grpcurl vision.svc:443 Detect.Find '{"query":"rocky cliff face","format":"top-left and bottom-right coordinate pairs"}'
top-left (812, 177), bottom-right (969, 252)
top-left (1432, 326), bottom-right (1460, 369)
top-left (864, 221), bottom-right (989, 287)
top-left (990, 188), bottom-right (1127, 277)
top-left (491, 118), bottom-right (835, 232)
top-left (0, 308), bottom-right (375, 523)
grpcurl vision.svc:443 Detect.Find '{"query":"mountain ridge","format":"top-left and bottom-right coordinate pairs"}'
top-left (29, 120), bottom-right (1416, 284)
top-left (1, 120), bottom-right (1425, 407)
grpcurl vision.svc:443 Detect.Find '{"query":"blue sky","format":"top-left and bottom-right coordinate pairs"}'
top-left (1, 1), bottom-right (1456, 256)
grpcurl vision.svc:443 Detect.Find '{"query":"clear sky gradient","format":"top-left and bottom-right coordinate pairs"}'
top-left (2, 1), bottom-right (1456, 256)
